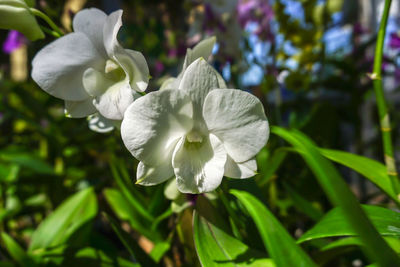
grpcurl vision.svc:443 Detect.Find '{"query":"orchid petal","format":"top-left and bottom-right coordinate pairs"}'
top-left (182, 36), bottom-right (216, 70)
top-left (82, 67), bottom-right (114, 97)
top-left (32, 32), bottom-right (104, 101)
top-left (203, 89), bottom-right (269, 162)
top-left (224, 156), bottom-right (257, 179)
top-left (216, 71), bottom-right (227, 88)
top-left (136, 159), bottom-right (174, 186)
top-left (179, 58), bottom-right (219, 131)
top-left (179, 58), bottom-right (219, 108)
top-left (72, 8), bottom-right (108, 58)
top-left (93, 81), bottom-right (140, 120)
top-left (160, 77), bottom-right (179, 90)
top-left (172, 134), bottom-right (227, 193)
top-left (121, 89), bottom-right (193, 166)
top-left (103, 9), bottom-right (124, 58)
top-left (64, 98), bottom-right (96, 118)
top-left (102, 10), bottom-right (149, 92)
top-left (120, 49), bottom-right (149, 92)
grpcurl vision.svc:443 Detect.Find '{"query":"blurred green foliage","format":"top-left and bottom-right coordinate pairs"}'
top-left (1, 0), bottom-right (400, 266)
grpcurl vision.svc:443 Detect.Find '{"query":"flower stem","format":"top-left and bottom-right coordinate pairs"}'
top-left (39, 25), bottom-right (61, 38)
top-left (30, 8), bottom-right (64, 37)
top-left (372, 0), bottom-right (400, 198)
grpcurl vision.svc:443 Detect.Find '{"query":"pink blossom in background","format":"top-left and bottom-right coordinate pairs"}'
top-left (389, 32), bottom-right (400, 49)
top-left (2, 30), bottom-right (27, 54)
top-left (153, 60), bottom-right (165, 77)
top-left (236, 0), bottom-right (274, 40)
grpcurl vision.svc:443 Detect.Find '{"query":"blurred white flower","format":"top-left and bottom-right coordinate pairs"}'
top-left (32, 8), bottom-right (149, 121)
top-left (121, 58), bottom-right (269, 193)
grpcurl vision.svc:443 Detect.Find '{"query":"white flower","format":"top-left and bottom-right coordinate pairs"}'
top-left (160, 36), bottom-right (227, 90)
top-left (121, 58), bottom-right (269, 194)
top-left (32, 8), bottom-right (149, 122)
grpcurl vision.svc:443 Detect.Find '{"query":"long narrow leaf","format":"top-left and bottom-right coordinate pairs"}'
top-left (103, 212), bottom-right (159, 266)
top-left (298, 205), bottom-right (400, 243)
top-left (1, 233), bottom-right (38, 267)
top-left (230, 190), bottom-right (317, 267)
top-left (103, 188), bottom-right (161, 241)
top-left (272, 126), bottom-right (400, 266)
top-left (193, 211), bottom-right (275, 267)
top-left (29, 187), bottom-right (97, 252)
top-left (319, 148), bottom-right (398, 203)
top-left (109, 160), bottom-right (154, 222)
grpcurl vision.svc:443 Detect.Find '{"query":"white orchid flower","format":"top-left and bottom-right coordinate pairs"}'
top-left (121, 58), bottom-right (269, 194)
top-left (32, 8), bottom-right (149, 124)
top-left (160, 36), bottom-right (227, 90)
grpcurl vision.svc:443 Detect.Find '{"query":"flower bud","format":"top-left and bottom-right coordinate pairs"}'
top-left (0, 0), bottom-right (44, 41)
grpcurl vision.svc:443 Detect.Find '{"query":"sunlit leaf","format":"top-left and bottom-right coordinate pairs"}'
top-left (193, 196), bottom-right (274, 267)
top-left (230, 189), bottom-right (317, 267)
top-left (319, 148), bottom-right (398, 203)
top-left (298, 205), bottom-right (400, 243)
top-left (271, 126), bottom-right (400, 266)
top-left (1, 232), bottom-right (38, 267)
top-left (0, 151), bottom-right (54, 175)
top-left (29, 187), bottom-right (97, 252)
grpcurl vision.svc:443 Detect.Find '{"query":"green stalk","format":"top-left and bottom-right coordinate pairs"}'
top-left (30, 8), bottom-right (63, 37)
top-left (39, 26), bottom-right (61, 38)
top-left (372, 0), bottom-right (400, 198)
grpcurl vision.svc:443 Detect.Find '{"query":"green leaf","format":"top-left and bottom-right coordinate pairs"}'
top-left (193, 203), bottom-right (275, 267)
top-left (320, 236), bottom-right (400, 254)
top-left (298, 205), bottom-right (400, 243)
top-left (1, 232), bottom-right (38, 267)
top-left (63, 247), bottom-right (140, 267)
top-left (257, 148), bottom-right (287, 187)
top-left (149, 241), bottom-right (171, 263)
top-left (103, 188), bottom-right (161, 241)
top-left (110, 160), bottom-right (153, 222)
top-left (319, 148), bottom-right (398, 202)
top-left (230, 190), bottom-right (317, 267)
top-left (29, 187), bottom-right (97, 252)
top-left (283, 182), bottom-right (323, 221)
top-left (271, 126), bottom-right (400, 266)
top-left (103, 212), bottom-right (159, 266)
top-left (0, 151), bottom-right (54, 175)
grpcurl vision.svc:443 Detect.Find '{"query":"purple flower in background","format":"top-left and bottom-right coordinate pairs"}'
top-left (389, 33), bottom-right (400, 49)
top-left (236, 0), bottom-right (274, 40)
top-left (237, 0), bottom-right (258, 27)
top-left (2, 30), bottom-right (27, 54)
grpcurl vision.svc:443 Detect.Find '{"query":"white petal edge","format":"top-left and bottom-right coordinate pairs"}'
top-left (203, 88), bottom-right (269, 162)
top-left (102, 10), bottom-right (149, 93)
top-left (136, 160), bottom-right (174, 186)
top-left (64, 98), bottom-right (96, 118)
top-left (103, 9), bottom-right (123, 58)
top-left (172, 134), bottom-right (227, 194)
top-left (72, 8), bottom-right (108, 58)
top-left (224, 156), bottom-right (257, 179)
top-left (32, 32), bottom-right (104, 101)
top-left (122, 49), bottom-right (150, 92)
